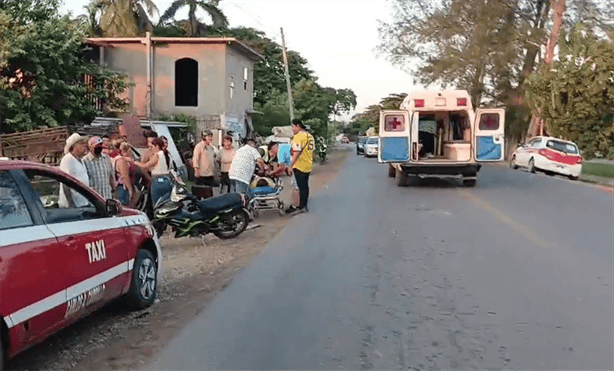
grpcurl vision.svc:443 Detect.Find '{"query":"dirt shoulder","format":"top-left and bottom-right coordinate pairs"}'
top-left (8, 146), bottom-right (349, 371)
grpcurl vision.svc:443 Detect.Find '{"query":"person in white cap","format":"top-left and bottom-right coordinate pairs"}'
top-left (59, 133), bottom-right (90, 208)
top-left (83, 136), bottom-right (117, 200)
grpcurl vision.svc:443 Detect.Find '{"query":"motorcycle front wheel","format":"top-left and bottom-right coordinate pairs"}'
top-left (213, 209), bottom-right (250, 239)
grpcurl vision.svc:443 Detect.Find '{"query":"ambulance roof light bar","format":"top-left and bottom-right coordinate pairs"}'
top-left (457, 98), bottom-right (467, 106)
top-left (414, 99), bottom-right (425, 107)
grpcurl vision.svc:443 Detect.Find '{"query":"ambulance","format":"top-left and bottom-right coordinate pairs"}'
top-left (378, 90), bottom-right (505, 187)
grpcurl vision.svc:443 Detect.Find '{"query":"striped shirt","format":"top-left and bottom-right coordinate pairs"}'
top-left (229, 145), bottom-right (261, 185)
top-left (83, 153), bottom-right (114, 200)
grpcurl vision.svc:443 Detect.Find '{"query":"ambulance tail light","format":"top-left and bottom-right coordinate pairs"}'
top-left (414, 99), bottom-right (425, 107)
top-left (457, 98), bottom-right (467, 106)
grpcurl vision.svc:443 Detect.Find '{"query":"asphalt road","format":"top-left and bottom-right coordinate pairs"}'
top-left (147, 147), bottom-right (613, 370)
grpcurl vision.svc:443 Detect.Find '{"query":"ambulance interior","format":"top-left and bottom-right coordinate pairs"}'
top-left (414, 111), bottom-right (472, 161)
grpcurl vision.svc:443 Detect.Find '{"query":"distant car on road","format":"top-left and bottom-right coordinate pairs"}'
top-left (510, 136), bottom-right (582, 180)
top-left (364, 136), bottom-right (380, 158)
top-left (0, 160), bottom-right (162, 367)
top-left (356, 137), bottom-right (367, 155)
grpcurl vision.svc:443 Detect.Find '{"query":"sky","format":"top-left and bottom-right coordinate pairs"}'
top-left (60, 0), bottom-right (420, 119)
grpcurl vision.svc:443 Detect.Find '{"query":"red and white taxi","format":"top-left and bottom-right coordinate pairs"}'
top-left (0, 159), bottom-right (162, 367)
top-left (510, 136), bottom-right (583, 180)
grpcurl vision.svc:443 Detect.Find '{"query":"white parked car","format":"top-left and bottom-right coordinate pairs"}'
top-left (364, 136), bottom-right (379, 158)
top-left (510, 136), bottom-right (582, 180)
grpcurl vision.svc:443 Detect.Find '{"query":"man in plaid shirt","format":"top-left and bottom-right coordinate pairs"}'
top-left (83, 136), bottom-right (117, 200)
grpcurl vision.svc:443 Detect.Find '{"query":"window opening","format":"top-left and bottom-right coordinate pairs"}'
top-left (243, 67), bottom-right (248, 90)
top-left (479, 113), bottom-right (500, 130)
top-left (384, 115), bottom-right (405, 132)
top-left (175, 58), bottom-right (198, 107)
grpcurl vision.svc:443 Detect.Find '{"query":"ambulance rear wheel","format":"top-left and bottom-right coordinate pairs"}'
top-left (388, 164), bottom-right (396, 178)
top-left (396, 169), bottom-right (409, 187)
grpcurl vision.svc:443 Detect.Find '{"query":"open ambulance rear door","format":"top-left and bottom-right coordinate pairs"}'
top-left (378, 111), bottom-right (410, 163)
top-left (474, 108), bottom-right (505, 161)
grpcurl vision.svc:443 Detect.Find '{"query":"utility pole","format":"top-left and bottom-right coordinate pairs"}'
top-left (280, 27), bottom-right (294, 120)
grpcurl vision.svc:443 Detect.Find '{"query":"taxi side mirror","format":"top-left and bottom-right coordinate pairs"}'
top-left (106, 199), bottom-right (123, 216)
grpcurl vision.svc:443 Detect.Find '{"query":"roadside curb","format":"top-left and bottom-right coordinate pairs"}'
top-left (491, 161), bottom-right (614, 190)
top-left (579, 174), bottom-right (614, 190)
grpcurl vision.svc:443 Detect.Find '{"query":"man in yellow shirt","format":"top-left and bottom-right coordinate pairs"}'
top-left (286, 119), bottom-right (315, 215)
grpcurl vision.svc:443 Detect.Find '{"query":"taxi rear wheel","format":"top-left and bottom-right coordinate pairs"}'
top-left (528, 158), bottom-right (536, 173)
top-left (510, 155), bottom-right (518, 169)
top-left (125, 249), bottom-right (157, 310)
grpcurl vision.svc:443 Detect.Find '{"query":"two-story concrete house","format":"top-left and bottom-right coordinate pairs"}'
top-left (85, 34), bottom-right (263, 138)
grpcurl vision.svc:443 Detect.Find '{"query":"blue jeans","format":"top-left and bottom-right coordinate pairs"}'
top-left (151, 175), bottom-right (172, 205)
top-left (117, 184), bottom-right (130, 206)
top-left (230, 179), bottom-right (253, 198)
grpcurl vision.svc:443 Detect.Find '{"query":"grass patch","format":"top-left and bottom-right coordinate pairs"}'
top-left (582, 162), bottom-right (614, 178)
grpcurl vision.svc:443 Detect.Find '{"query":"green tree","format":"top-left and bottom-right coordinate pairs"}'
top-left (209, 27), bottom-right (314, 106)
top-left (252, 89), bottom-right (291, 137)
top-left (206, 27), bottom-right (355, 139)
top-left (293, 79), bottom-right (338, 138)
top-left (77, 0), bottom-right (105, 37)
top-left (378, 0), bottom-right (614, 149)
top-left (345, 114), bottom-right (372, 136)
top-left (99, 0), bottom-right (159, 37)
top-left (378, 0), bottom-right (518, 107)
top-left (158, 0), bottom-right (228, 36)
top-left (380, 93), bottom-right (407, 109)
top-left (330, 88), bottom-right (357, 124)
top-left (525, 25), bottom-right (614, 158)
top-left (355, 93), bottom-right (407, 133)
top-left (0, 0), bottom-right (130, 132)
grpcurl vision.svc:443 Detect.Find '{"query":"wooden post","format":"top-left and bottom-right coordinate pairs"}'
top-left (145, 32), bottom-right (152, 119)
top-left (280, 28), bottom-right (294, 121)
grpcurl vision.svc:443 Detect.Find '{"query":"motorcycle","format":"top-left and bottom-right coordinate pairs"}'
top-left (151, 175), bottom-right (251, 240)
top-left (316, 136), bottom-right (328, 164)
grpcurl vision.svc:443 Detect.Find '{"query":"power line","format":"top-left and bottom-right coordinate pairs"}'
top-left (226, 2), bottom-right (283, 42)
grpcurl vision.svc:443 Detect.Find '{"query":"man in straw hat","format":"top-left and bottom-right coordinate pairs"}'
top-left (59, 133), bottom-right (91, 208)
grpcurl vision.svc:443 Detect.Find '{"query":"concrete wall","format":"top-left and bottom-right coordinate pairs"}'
top-left (101, 41), bottom-right (256, 137)
top-left (151, 43), bottom-right (226, 118)
top-left (223, 45), bottom-right (255, 138)
top-left (104, 44), bottom-right (149, 116)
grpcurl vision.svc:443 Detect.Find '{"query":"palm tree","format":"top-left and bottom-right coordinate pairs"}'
top-left (159, 0), bottom-right (229, 36)
top-left (100, 0), bottom-right (159, 37)
top-left (77, 0), bottom-right (105, 37)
